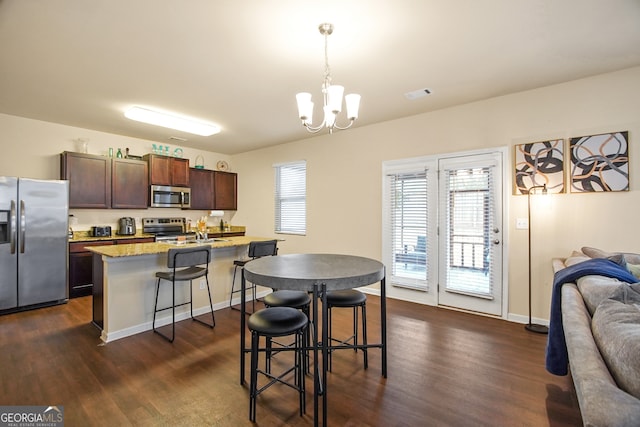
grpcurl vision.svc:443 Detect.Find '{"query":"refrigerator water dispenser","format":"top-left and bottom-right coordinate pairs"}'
top-left (0, 210), bottom-right (8, 244)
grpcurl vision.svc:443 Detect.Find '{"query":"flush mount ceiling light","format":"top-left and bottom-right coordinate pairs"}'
top-left (124, 106), bottom-right (220, 136)
top-left (296, 23), bottom-right (360, 134)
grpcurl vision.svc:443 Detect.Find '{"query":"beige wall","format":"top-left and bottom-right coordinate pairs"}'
top-left (231, 66), bottom-right (640, 323)
top-left (1, 66), bottom-right (639, 323)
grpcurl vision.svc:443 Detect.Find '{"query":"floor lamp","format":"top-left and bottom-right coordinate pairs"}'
top-left (525, 184), bottom-right (549, 334)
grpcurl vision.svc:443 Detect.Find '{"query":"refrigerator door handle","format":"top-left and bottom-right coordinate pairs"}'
top-left (20, 199), bottom-right (26, 254)
top-left (10, 199), bottom-right (17, 254)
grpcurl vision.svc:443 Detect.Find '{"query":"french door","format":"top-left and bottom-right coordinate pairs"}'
top-left (437, 153), bottom-right (503, 315)
top-left (383, 150), bottom-right (504, 316)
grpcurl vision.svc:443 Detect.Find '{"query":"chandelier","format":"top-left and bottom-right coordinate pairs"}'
top-left (296, 23), bottom-right (361, 134)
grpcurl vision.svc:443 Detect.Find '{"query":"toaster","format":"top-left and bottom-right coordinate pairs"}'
top-left (91, 226), bottom-right (112, 237)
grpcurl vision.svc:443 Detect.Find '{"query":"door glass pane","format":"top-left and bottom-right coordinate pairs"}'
top-left (443, 167), bottom-right (495, 298)
top-left (389, 172), bottom-right (429, 290)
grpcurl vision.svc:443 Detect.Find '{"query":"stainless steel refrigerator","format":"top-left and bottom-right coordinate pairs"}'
top-left (0, 177), bottom-right (69, 312)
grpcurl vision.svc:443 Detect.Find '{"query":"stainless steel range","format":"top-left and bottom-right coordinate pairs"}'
top-left (142, 217), bottom-right (196, 242)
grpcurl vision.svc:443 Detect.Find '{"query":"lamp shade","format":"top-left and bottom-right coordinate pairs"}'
top-left (323, 105), bottom-right (336, 128)
top-left (326, 85), bottom-right (344, 113)
top-left (296, 93), bottom-right (313, 123)
top-left (345, 93), bottom-right (361, 120)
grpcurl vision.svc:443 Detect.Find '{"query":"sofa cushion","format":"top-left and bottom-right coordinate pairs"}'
top-left (564, 251), bottom-right (591, 267)
top-left (626, 262), bottom-right (640, 279)
top-left (578, 275), bottom-right (626, 315)
top-left (582, 246), bottom-right (640, 265)
top-left (591, 283), bottom-right (640, 400)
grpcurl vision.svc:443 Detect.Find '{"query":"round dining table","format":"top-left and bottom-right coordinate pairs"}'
top-left (240, 253), bottom-right (387, 427)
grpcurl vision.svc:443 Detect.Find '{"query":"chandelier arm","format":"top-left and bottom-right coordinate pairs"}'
top-left (332, 119), bottom-right (355, 131)
top-left (303, 122), bottom-right (327, 133)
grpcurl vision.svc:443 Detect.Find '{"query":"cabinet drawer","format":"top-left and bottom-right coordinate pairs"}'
top-left (69, 240), bottom-right (115, 253)
top-left (116, 238), bottom-right (155, 244)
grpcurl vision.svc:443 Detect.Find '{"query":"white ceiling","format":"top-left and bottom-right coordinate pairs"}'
top-left (1, 0), bottom-right (640, 154)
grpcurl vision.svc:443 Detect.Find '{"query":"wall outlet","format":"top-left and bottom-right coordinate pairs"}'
top-left (516, 218), bottom-right (529, 230)
top-left (199, 280), bottom-right (206, 290)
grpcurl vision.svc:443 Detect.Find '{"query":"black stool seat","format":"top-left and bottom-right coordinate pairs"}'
top-left (248, 307), bottom-right (308, 422)
top-left (326, 289), bottom-right (367, 307)
top-left (156, 266), bottom-right (207, 281)
top-left (326, 289), bottom-right (368, 371)
top-left (263, 290), bottom-right (311, 310)
top-left (249, 306), bottom-right (308, 336)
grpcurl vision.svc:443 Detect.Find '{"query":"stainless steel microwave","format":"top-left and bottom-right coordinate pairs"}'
top-left (150, 185), bottom-right (191, 208)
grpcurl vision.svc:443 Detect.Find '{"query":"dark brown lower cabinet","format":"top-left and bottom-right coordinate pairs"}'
top-left (69, 238), bottom-right (154, 299)
top-left (69, 241), bottom-right (114, 298)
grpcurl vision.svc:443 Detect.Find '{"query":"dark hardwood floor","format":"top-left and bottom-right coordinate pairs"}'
top-left (0, 295), bottom-right (582, 426)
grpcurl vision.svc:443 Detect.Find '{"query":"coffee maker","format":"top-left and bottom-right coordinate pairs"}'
top-left (117, 217), bottom-right (136, 235)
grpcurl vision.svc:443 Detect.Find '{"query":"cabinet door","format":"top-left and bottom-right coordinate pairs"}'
top-left (112, 158), bottom-right (149, 208)
top-left (146, 154), bottom-right (171, 186)
top-left (68, 241), bottom-right (114, 298)
top-left (61, 152), bottom-right (111, 208)
top-left (145, 154), bottom-right (190, 187)
top-left (171, 158), bottom-right (190, 187)
top-left (214, 171), bottom-right (237, 210)
top-left (189, 168), bottom-right (214, 210)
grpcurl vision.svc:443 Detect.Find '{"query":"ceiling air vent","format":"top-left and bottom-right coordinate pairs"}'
top-left (404, 88), bottom-right (432, 100)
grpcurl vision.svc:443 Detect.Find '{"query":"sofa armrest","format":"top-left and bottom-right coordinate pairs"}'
top-left (562, 283), bottom-right (640, 426)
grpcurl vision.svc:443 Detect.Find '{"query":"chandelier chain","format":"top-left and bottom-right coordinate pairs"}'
top-left (323, 29), bottom-right (332, 89)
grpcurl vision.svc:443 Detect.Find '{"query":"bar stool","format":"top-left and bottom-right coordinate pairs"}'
top-left (248, 306), bottom-right (308, 422)
top-left (153, 246), bottom-right (215, 343)
top-left (326, 289), bottom-right (368, 371)
top-left (229, 240), bottom-right (278, 314)
top-left (263, 290), bottom-right (311, 372)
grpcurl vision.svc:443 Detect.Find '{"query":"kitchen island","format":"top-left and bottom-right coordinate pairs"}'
top-left (87, 236), bottom-right (274, 343)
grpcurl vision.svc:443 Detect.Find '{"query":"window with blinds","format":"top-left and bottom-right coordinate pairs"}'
top-left (274, 161), bottom-right (306, 235)
top-left (441, 167), bottom-right (495, 298)
top-left (388, 171), bottom-right (430, 291)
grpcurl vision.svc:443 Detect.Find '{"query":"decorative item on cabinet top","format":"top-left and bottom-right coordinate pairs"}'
top-left (216, 160), bottom-right (229, 171)
top-left (195, 155), bottom-right (205, 169)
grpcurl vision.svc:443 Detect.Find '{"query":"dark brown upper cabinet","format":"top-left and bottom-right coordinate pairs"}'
top-left (61, 152), bottom-right (111, 208)
top-left (189, 167), bottom-right (214, 210)
top-left (61, 152), bottom-right (148, 209)
top-left (111, 157), bottom-right (148, 208)
top-left (214, 170), bottom-right (237, 210)
top-left (144, 154), bottom-right (189, 187)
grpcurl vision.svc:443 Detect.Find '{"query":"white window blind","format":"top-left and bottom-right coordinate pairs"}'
top-left (441, 166), bottom-right (495, 298)
top-left (388, 171), bottom-right (430, 291)
top-left (274, 161), bottom-right (306, 235)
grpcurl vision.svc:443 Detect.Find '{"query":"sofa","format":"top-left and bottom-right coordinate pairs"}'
top-left (549, 247), bottom-right (640, 427)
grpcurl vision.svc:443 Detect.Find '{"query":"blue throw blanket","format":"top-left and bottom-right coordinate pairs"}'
top-left (545, 258), bottom-right (636, 376)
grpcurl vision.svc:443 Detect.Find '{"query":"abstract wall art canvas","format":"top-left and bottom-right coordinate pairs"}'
top-left (514, 139), bottom-right (565, 195)
top-left (569, 131), bottom-right (629, 193)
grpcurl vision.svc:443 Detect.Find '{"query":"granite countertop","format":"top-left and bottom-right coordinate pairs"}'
top-left (69, 226), bottom-right (246, 243)
top-left (69, 232), bottom-right (156, 242)
top-left (86, 236), bottom-right (274, 258)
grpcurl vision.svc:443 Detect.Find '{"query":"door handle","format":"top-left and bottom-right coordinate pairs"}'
top-left (493, 239), bottom-right (500, 245)
top-left (20, 200), bottom-right (26, 253)
top-left (10, 200), bottom-right (16, 254)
